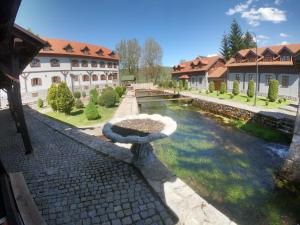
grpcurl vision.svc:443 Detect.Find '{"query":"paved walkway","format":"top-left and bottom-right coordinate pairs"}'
top-left (114, 90), bottom-right (139, 118)
top-left (164, 90), bottom-right (297, 119)
top-left (0, 109), bottom-right (175, 225)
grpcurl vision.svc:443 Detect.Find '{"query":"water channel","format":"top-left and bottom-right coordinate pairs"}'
top-left (137, 90), bottom-right (300, 225)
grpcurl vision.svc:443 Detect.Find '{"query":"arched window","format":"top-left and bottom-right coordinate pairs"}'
top-left (52, 76), bottom-right (61, 83)
top-left (91, 61), bottom-right (98, 67)
top-left (100, 74), bottom-right (106, 80)
top-left (72, 60), bottom-right (79, 67)
top-left (83, 74), bottom-right (90, 81)
top-left (92, 74), bottom-right (98, 81)
top-left (30, 58), bottom-right (40, 67)
top-left (108, 74), bottom-right (113, 80)
top-left (81, 60), bottom-right (88, 67)
top-left (31, 78), bottom-right (42, 86)
top-left (50, 59), bottom-right (60, 67)
top-left (113, 73), bottom-right (118, 80)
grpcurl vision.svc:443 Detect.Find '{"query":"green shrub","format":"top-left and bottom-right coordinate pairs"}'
top-left (56, 82), bottom-right (75, 114)
top-left (206, 90), bottom-right (209, 94)
top-left (183, 79), bottom-right (188, 90)
top-left (101, 88), bottom-right (117, 107)
top-left (172, 80), bottom-right (177, 89)
top-left (47, 84), bottom-right (58, 111)
top-left (246, 97), bottom-right (250, 102)
top-left (268, 79), bottom-right (279, 102)
top-left (230, 94), bottom-right (234, 99)
top-left (37, 98), bottom-right (43, 108)
top-left (115, 86), bottom-right (124, 97)
top-left (84, 102), bottom-right (100, 120)
top-left (179, 80), bottom-right (183, 90)
top-left (265, 100), bottom-right (269, 106)
top-left (82, 91), bottom-right (86, 98)
top-left (247, 80), bottom-right (255, 98)
top-left (220, 82), bottom-right (226, 94)
top-left (75, 99), bottom-right (84, 109)
top-left (209, 81), bottom-right (215, 93)
top-left (283, 98), bottom-right (287, 102)
top-left (89, 88), bottom-right (99, 104)
top-left (74, 91), bottom-right (81, 99)
top-left (278, 98), bottom-right (283, 104)
top-left (232, 80), bottom-right (240, 96)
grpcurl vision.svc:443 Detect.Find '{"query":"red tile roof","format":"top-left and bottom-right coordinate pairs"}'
top-left (172, 56), bottom-right (222, 74)
top-left (38, 38), bottom-right (119, 61)
top-left (227, 43), bottom-right (300, 67)
top-left (208, 66), bottom-right (227, 78)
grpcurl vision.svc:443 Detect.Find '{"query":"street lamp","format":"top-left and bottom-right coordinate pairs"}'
top-left (250, 32), bottom-right (259, 106)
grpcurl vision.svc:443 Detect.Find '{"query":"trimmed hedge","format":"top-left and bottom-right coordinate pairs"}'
top-left (84, 102), bottom-right (100, 120)
top-left (247, 80), bottom-right (255, 98)
top-left (220, 82), bottom-right (226, 94)
top-left (115, 86), bottom-right (124, 97)
top-left (179, 80), bottom-right (183, 90)
top-left (47, 84), bottom-right (58, 111)
top-left (75, 99), bottom-right (84, 109)
top-left (56, 82), bottom-right (75, 114)
top-left (74, 91), bottom-right (81, 99)
top-left (99, 87), bottom-right (118, 107)
top-left (89, 88), bottom-right (99, 104)
top-left (209, 81), bottom-right (215, 93)
top-left (268, 79), bottom-right (279, 102)
top-left (232, 80), bottom-right (240, 96)
top-left (37, 98), bottom-right (43, 108)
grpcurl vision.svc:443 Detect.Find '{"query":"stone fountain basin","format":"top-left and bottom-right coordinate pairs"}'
top-left (102, 114), bottom-right (177, 144)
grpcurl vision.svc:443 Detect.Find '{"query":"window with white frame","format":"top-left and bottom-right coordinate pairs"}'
top-left (51, 76), bottom-right (61, 83)
top-left (31, 78), bottom-right (42, 86)
top-left (280, 55), bottom-right (291, 61)
top-left (50, 59), bottom-right (60, 67)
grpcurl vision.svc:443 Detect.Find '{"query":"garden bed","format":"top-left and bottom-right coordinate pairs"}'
top-left (44, 106), bottom-right (116, 127)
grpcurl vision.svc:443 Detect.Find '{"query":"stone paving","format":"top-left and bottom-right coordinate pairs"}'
top-left (0, 109), bottom-right (176, 225)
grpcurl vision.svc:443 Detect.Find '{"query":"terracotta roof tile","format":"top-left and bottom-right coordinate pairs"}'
top-left (208, 66), bottom-right (227, 78)
top-left (39, 38), bottom-right (119, 61)
top-left (227, 43), bottom-right (300, 67)
top-left (172, 56), bottom-right (221, 74)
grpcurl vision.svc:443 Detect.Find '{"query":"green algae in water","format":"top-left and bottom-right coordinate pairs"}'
top-left (139, 100), bottom-right (300, 225)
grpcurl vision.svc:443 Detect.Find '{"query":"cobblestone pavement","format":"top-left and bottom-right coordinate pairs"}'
top-left (0, 109), bottom-right (175, 225)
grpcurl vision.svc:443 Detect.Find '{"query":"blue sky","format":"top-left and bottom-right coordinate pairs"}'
top-left (16, 0), bottom-right (300, 66)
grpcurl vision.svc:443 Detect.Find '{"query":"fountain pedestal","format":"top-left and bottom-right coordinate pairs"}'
top-left (102, 114), bottom-right (177, 166)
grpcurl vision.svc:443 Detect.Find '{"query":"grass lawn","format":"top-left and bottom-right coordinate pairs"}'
top-left (45, 106), bottom-right (116, 127)
top-left (193, 90), bottom-right (292, 109)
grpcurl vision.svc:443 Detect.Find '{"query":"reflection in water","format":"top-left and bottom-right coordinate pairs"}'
top-left (138, 97), bottom-right (299, 225)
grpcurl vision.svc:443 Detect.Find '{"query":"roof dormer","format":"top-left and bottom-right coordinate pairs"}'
top-left (234, 52), bottom-right (244, 63)
top-left (96, 48), bottom-right (104, 56)
top-left (244, 50), bottom-right (257, 62)
top-left (81, 46), bottom-right (90, 55)
top-left (43, 42), bottom-right (52, 51)
top-left (63, 43), bottom-right (73, 53)
top-left (261, 48), bottom-right (276, 62)
top-left (109, 51), bottom-right (116, 57)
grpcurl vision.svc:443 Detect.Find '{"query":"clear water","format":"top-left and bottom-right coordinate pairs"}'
top-left (138, 95), bottom-right (300, 225)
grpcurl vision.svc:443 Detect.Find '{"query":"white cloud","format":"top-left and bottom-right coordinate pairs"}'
top-left (207, 53), bottom-right (218, 57)
top-left (257, 35), bottom-right (269, 39)
top-left (241, 7), bottom-right (287, 26)
top-left (280, 41), bottom-right (289, 45)
top-left (226, 0), bottom-right (255, 15)
top-left (280, 33), bottom-right (289, 37)
top-left (274, 0), bottom-right (283, 5)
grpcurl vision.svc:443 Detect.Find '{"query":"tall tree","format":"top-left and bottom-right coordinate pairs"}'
top-left (116, 39), bottom-right (141, 76)
top-left (220, 33), bottom-right (230, 61)
top-left (228, 19), bottom-right (244, 57)
top-left (141, 38), bottom-right (163, 83)
top-left (243, 31), bottom-right (256, 49)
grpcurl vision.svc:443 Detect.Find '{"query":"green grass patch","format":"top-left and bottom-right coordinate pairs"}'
top-left (196, 91), bottom-right (292, 109)
top-left (230, 119), bottom-right (291, 144)
top-left (45, 106), bottom-right (116, 127)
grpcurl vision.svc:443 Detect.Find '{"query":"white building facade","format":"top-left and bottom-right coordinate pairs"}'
top-left (19, 38), bottom-right (119, 102)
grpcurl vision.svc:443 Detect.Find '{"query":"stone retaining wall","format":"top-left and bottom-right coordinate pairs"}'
top-left (191, 98), bottom-right (295, 135)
